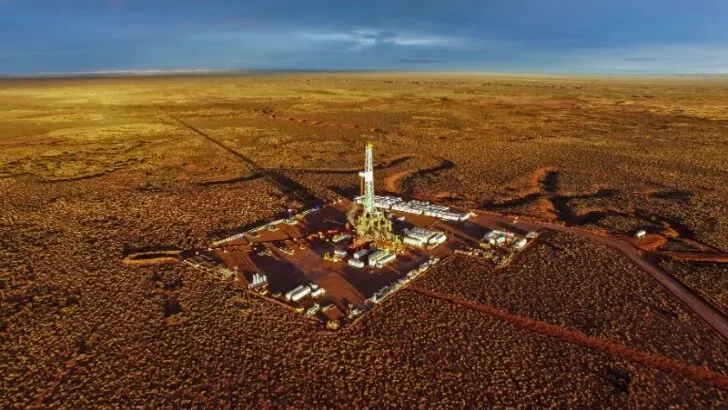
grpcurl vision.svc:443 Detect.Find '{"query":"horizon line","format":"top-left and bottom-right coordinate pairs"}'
top-left (1, 68), bottom-right (728, 80)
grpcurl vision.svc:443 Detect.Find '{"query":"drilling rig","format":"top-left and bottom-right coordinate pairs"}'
top-left (349, 143), bottom-right (397, 245)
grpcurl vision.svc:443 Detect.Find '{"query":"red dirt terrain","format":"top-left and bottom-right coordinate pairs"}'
top-left (658, 251), bottom-right (728, 263)
top-left (406, 285), bottom-right (728, 390)
top-left (3, 74), bottom-right (728, 407)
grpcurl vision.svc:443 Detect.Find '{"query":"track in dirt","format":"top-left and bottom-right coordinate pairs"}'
top-left (657, 251), bottom-right (728, 263)
top-left (168, 115), bottom-right (319, 206)
top-left (483, 167), bottom-right (728, 260)
top-left (483, 166), bottom-right (620, 224)
top-left (382, 157), bottom-right (455, 195)
top-left (384, 170), bottom-right (412, 193)
top-left (406, 285), bottom-right (728, 391)
top-left (489, 214), bottom-right (728, 343)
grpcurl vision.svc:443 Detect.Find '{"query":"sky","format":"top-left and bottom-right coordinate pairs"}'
top-left (1, 0), bottom-right (727, 74)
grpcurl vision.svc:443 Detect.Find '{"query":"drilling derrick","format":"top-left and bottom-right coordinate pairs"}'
top-left (359, 143), bottom-right (375, 213)
top-left (351, 142), bottom-right (396, 243)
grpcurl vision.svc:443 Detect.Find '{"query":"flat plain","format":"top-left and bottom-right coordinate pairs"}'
top-left (2, 73), bottom-right (728, 408)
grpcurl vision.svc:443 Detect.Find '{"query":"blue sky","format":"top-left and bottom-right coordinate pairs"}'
top-left (1, 0), bottom-right (726, 74)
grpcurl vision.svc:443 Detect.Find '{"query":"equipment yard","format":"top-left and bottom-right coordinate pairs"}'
top-left (202, 199), bottom-right (535, 328)
top-left (188, 144), bottom-right (537, 329)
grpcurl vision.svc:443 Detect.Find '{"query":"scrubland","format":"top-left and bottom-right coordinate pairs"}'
top-left (417, 231), bottom-right (728, 372)
top-left (1, 73), bottom-right (727, 407)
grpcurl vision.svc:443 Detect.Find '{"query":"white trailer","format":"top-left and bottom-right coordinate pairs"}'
top-left (285, 285), bottom-right (311, 302)
top-left (353, 249), bottom-right (369, 260)
top-left (404, 236), bottom-right (425, 247)
top-left (375, 253), bottom-right (396, 268)
top-left (367, 249), bottom-right (388, 266)
top-left (348, 258), bottom-right (365, 268)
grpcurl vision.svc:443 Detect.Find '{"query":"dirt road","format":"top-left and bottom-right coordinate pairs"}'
top-left (472, 211), bottom-right (728, 343)
top-left (407, 285), bottom-right (728, 390)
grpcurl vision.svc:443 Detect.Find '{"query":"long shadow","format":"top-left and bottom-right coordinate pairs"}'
top-left (634, 210), bottom-right (699, 240)
top-left (329, 184), bottom-right (360, 199)
top-left (398, 158), bottom-right (455, 196)
top-left (567, 189), bottom-right (620, 200)
top-left (198, 172), bottom-right (263, 186)
top-left (483, 186), bottom-right (620, 227)
top-left (264, 155), bottom-right (415, 175)
top-left (262, 171), bottom-right (320, 206)
top-left (482, 193), bottom-right (542, 209)
top-left (249, 252), bottom-right (307, 294)
top-left (650, 190), bottom-right (693, 203)
top-left (170, 115), bottom-right (259, 168)
top-left (542, 170), bottom-right (560, 193)
top-left (169, 115), bottom-right (320, 206)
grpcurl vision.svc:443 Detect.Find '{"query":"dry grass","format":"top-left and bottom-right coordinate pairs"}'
top-left (416, 231), bottom-right (728, 371)
top-left (2, 73), bottom-right (728, 407)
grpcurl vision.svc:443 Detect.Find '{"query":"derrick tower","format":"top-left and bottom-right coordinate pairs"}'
top-left (351, 142), bottom-right (395, 242)
top-left (359, 142), bottom-right (375, 213)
